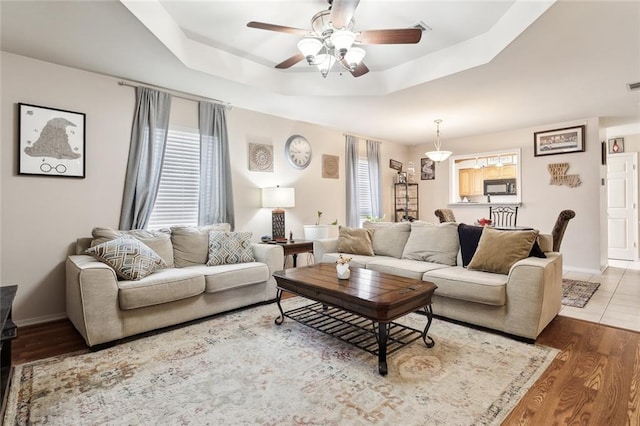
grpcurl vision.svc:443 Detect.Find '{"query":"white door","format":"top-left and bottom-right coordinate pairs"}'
top-left (607, 152), bottom-right (638, 260)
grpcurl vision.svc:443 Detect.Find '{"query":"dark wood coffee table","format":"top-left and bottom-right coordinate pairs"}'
top-left (272, 263), bottom-right (437, 375)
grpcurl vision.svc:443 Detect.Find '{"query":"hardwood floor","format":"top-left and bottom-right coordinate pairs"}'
top-left (9, 312), bottom-right (640, 424)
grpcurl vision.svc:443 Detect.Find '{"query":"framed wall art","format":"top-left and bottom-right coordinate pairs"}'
top-left (533, 125), bottom-right (585, 157)
top-left (608, 137), bottom-right (624, 154)
top-left (322, 154), bottom-right (339, 179)
top-left (19, 103), bottom-right (86, 178)
top-left (420, 157), bottom-right (435, 180)
top-left (389, 159), bottom-right (403, 171)
top-left (248, 142), bottom-right (274, 172)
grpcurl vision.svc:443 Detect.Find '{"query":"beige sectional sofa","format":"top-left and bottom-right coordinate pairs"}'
top-left (66, 224), bottom-right (284, 347)
top-left (313, 221), bottom-right (563, 340)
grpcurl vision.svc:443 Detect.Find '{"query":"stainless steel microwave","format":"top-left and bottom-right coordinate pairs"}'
top-left (484, 179), bottom-right (517, 195)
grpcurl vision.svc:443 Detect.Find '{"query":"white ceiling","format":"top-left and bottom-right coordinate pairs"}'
top-left (1, 0), bottom-right (639, 145)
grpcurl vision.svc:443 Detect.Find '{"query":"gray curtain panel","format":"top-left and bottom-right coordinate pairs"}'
top-left (366, 140), bottom-right (382, 219)
top-left (198, 101), bottom-right (235, 229)
top-left (119, 87), bottom-right (172, 230)
top-left (345, 135), bottom-right (360, 227)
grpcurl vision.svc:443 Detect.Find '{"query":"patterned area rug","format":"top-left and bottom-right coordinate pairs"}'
top-left (562, 279), bottom-right (600, 308)
top-left (4, 298), bottom-right (558, 425)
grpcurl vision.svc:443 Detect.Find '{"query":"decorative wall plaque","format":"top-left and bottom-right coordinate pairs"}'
top-left (322, 154), bottom-right (339, 179)
top-left (248, 143), bottom-right (273, 172)
top-left (548, 162), bottom-right (581, 187)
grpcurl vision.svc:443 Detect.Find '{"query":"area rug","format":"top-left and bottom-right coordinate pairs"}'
top-left (562, 279), bottom-right (600, 308)
top-left (4, 298), bottom-right (558, 426)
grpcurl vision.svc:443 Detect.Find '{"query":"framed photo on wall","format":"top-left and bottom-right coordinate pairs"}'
top-left (533, 125), bottom-right (585, 157)
top-left (608, 137), bottom-right (624, 154)
top-left (420, 157), bottom-right (435, 180)
top-left (18, 103), bottom-right (86, 178)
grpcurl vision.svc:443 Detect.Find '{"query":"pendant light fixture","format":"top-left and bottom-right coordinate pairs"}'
top-left (425, 119), bottom-right (452, 162)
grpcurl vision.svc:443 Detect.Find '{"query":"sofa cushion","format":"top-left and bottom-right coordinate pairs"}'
top-left (336, 227), bottom-right (374, 256)
top-left (207, 232), bottom-right (255, 266)
top-left (91, 227), bottom-right (174, 267)
top-left (424, 267), bottom-right (508, 305)
top-left (363, 221), bottom-right (411, 258)
top-left (117, 268), bottom-right (205, 310)
top-left (171, 224), bottom-right (231, 267)
top-left (366, 258), bottom-right (450, 280)
top-left (402, 222), bottom-right (459, 266)
top-left (185, 263), bottom-right (269, 293)
top-left (86, 237), bottom-right (167, 281)
top-left (320, 252), bottom-right (396, 269)
top-left (468, 227), bottom-right (539, 275)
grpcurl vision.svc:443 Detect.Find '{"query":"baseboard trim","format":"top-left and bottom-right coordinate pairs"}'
top-left (14, 312), bottom-right (67, 328)
top-left (562, 266), bottom-right (602, 275)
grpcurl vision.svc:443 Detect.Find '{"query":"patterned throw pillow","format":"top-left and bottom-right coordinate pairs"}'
top-left (85, 237), bottom-right (167, 281)
top-left (207, 232), bottom-right (255, 266)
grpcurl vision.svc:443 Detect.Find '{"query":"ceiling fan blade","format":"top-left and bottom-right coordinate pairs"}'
top-left (247, 21), bottom-right (309, 36)
top-left (357, 28), bottom-right (422, 44)
top-left (350, 61), bottom-right (369, 77)
top-left (330, 0), bottom-right (360, 30)
top-left (275, 53), bottom-right (305, 69)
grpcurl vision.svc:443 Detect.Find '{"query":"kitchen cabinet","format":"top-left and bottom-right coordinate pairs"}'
top-left (459, 168), bottom-right (484, 196)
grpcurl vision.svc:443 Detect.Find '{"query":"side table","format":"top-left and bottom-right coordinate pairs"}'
top-left (266, 240), bottom-right (314, 268)
top-left (1, 285), bottom-right (18, 418)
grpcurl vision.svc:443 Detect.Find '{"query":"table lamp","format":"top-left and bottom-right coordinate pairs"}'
top-left (262, 186), bottom-right (295, 241)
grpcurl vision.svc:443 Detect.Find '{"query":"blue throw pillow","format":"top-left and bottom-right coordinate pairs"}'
top-left (458, 223), bottom-right (483, 267)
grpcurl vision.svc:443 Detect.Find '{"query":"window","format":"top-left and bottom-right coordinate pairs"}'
top-left (146, 127), bottom-right (200, 229)
top-left (357, 157), bottom-right (372, 226)
top-left (449, 148), bottom-right (521, 204)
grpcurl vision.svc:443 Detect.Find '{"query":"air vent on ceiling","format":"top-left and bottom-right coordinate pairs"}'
top-left (629, 82), bottom-right (640, 91)
top-left (413, 21), bottom-right (432, 32)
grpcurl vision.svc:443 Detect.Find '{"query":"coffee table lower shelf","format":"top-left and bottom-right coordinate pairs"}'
top-left (277, 301), bottom-right (434, 374)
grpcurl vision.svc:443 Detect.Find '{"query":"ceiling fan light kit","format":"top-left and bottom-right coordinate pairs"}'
top-left (425, 119), bottom-right (452, 162)
top-left (247, 0), bottom-right (422, 78)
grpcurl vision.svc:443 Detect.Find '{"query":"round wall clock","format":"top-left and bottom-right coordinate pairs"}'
top-left (285, 135), bottom-right (312, 169)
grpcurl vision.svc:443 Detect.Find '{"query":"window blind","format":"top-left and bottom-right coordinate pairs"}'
top-left (147, 128), bottom-right (200, 229)
top-left (357, 158), bottom-right (372, 225)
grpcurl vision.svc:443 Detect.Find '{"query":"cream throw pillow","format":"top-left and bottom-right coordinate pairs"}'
top-left (401, 222), bottom-right (460, 266)
top-left (467, 227), bottom-right (540, 275)
top-left (336, 227), bottom-right (375, 256)
top-left (86, 237), bottom-right (167, 281)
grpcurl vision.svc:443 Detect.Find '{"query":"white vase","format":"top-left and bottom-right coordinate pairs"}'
top-left (303, 224), bottom-right (339, 241)
top-left (336, 263), bottom-right (350, 279)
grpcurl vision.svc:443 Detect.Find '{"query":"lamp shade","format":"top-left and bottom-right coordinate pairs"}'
top-left (262, 187), bottom-right (295, 208)
top-left (297, 38), bottom-right (322, 59)
top-left (344, 47), bottom-right (366, 68)
top-left (425, 151), bottom-right (452, 162)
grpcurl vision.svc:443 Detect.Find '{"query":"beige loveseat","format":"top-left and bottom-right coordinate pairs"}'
top-left (66, 224), bottom-right (284, 347)
top-left (313, 221), bottom-right (562, 340)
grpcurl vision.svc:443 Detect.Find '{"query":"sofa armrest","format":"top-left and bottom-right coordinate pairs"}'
top-left (313, 238), bottom-right (339, 263)
top-left (66, 255), bottom-right (124, 346)
top-left (251, 243), bottom-right (285, 299)
top-left (504, 253), bottom-right (563, 338)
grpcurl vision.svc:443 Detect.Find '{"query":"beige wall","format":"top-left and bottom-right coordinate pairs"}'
top-left (412, 119), bottom-right (605, 273)
top-left (0, 52), bottom-right (409, 324)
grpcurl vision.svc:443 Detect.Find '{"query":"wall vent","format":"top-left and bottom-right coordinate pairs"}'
top-left (413, 21), bottom-right (432, 32)
top-left (629, 82), bottom-right (640, 91)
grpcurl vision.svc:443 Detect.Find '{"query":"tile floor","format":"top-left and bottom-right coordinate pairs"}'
top-left (560, 259), bottom-right (640, 333)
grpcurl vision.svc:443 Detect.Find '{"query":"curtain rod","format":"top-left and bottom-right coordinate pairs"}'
top-left (118, 80), bottom-right (231, 109)
top-left (343, 132), bottom-right (384, 143)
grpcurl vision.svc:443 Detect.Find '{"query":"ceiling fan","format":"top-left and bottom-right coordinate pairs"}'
top-left (247, 0), bottom-right (423, 78)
